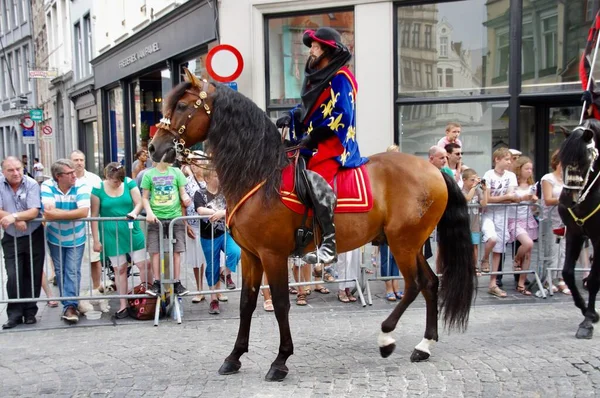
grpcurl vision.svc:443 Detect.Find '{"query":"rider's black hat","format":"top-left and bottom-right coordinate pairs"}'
top-left (302, 27), bottom-right (343, 50)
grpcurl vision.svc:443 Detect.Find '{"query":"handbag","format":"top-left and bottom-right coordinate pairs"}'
top-left (127, 282), bottom-right (168, 320)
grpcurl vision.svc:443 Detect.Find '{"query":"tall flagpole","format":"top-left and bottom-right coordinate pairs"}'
top-left (580, 12), bottom-right (600, 124)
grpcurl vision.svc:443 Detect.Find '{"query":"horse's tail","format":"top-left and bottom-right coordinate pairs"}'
top-left (437, 172), bottom-right (477, 332)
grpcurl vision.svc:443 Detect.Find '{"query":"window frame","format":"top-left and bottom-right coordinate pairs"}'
top-left (263, 6), bottom-right (355, 115)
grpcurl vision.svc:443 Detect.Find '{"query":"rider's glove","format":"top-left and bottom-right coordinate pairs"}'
top-left (276, 113), bottom-right (292, 128)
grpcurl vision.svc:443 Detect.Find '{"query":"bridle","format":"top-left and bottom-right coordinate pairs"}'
top-left (155, 80), bottom-right (212, 163)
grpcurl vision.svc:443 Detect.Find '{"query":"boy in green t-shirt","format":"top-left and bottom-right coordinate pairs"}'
top-left (141, 161), bottom-right (191, 296)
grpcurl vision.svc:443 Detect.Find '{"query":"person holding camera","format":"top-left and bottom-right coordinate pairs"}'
top-left (462, 169), bottom-right (494, 276)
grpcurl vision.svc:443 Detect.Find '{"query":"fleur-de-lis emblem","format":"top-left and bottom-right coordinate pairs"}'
top-left (346, 126), bottom-right (356, 142)
top-left (340, 150), bottom-right (349, 166)
top-left (330, 89), bottom-right (340, 107)
top-left (320, 101), bottom-right (334, 118)
top-left (307, 121), bottom-right (314, 135)
top-left (328, 113), bottom-right (345, 132)
top-left (349, 91), bottom-right (355, 110)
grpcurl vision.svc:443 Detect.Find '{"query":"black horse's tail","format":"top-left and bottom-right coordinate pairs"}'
top-left (437, 172), bottom-right (477, 332)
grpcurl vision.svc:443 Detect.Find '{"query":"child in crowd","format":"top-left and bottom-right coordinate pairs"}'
top-left (141, 161), bottom-right (191, 297)
top-left (482, 148), bottom-right (518, 298)
top-left (437, 122), bottom-right (463, 148)
top-left (508, 156), bottom-right (538, 296)
top-left (461, 168), bottom-right (493, 276)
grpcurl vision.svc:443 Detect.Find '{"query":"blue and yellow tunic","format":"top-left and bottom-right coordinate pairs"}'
top-left (289, 67), bottom-right (368, 168)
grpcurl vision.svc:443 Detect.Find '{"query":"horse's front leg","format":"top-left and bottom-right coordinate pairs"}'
top-left (578, 241), bottom-right (600, 339)
top-left (263, 253), bottom-right (293, 382)
top-left (219, 250), bottom-right (263, 375)
top-left (562, 232), bottom-right (591, 339)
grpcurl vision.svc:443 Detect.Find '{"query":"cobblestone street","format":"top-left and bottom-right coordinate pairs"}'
top-left (1, 299), bottom-right (600, 397)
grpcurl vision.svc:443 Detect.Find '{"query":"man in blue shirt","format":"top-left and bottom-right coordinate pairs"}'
top-left (0, 156), bottom-right (44, 329)
top-left (41, 159), bottom-right (90, 324)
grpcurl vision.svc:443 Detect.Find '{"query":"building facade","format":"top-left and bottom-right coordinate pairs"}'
top-left (90, 0), bottom-right (218, 175)
top-left (218, 0), bottom-right (598, 180)
top-left (0, 0), bottom-right (36, 169)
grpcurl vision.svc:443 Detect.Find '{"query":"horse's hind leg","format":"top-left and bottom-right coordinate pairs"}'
top-left (410, 251), bottom-right (439, 362)
top-left (218, 250), bottom-right (263, 375)
top-left (577, 241), bottom-right (600, 339)
top-left (263, 253), bottom-right (294, 382)
top-left (379, 250), bottom-right (421, 359)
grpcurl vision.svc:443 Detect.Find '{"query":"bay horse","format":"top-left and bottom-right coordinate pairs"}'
top-left (149, 69), bottom-right (476, 381)
top-left (559, 118), bottom-right (600, 339)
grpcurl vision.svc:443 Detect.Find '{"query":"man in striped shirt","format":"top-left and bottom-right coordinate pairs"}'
top-left (41, 159), bottom-right (90, 324)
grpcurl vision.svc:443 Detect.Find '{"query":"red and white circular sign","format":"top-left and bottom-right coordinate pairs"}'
top-left (206, 44), bottom-right (244, 83)
top-left (20, 116), bottom-right (35, 129)
top-left (42, 125), bottom-right (53, 136)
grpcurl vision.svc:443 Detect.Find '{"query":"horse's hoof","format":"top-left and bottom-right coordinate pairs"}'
top-left (592, 312), bottom-right (600, 324)
top-left (379, 343), bottom-right (396, 358)
top-left (265, 365), bottom-right (288, 382)
top-left (576, 325), bottom-right (594, 340)
top-left (218, 359), bottom-right (241, 375)
top-left (410, 349), bottom-right (431, 362)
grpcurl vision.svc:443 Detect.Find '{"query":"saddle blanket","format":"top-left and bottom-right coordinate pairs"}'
top-left (280, 163), bottom-right (373, 215)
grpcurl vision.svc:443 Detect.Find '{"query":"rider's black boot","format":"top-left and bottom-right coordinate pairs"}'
top-left (301, 170), bottom-right (337, 264)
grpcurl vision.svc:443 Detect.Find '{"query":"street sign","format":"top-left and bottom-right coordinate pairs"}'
top-left (20, 116), bottom-right (35, 130)
top-left (22, 128), bottom-right (35, 145)
top-left (41, 125), bottom-right (53, 141)
top-left (225, 82), bottom-right (238, 91)
top-left (206, 44), bottom-right (244, 83)
top-left (30, 109), bottom-right (43, 121)
top-left (28, 70), bottom-right (58, 79)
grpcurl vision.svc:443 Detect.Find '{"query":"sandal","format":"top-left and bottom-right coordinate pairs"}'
top-left (296, 293), bottom-right (307, 306)
top-left (475, 267), bottom-right (482, 277)
top-left (323, 273), bottom-right (335, 283)
top-left (192, 294), bottom-right (205, 303)
top-left (516, 285), bottom-right (532, 296)
top-left (114, 308), bottom-right (129, 319)
top-left (337, 291), bottom-right (350, 303)
top-left (557, 281), bottom-right (571, 295)
top-left (263, 299), bottom-right (274, 312)
top-left (488, 285), bottom-right (507, 298)
top-left (385, 292), bottom-right (396, 302)
top-left (395, 291), bottom-right (403, 300)
top-left (513, 261), bottom-right (522, 272)
top-left (288, 286), bottom-right (298, 295)
top-left (480, 259), bottom-right (490, 273)
top-left (305, 288), bottom-right (311, 296)
top-left (314, 287), bottom-right (330, 294)
top-left (345, 288), bottom-right (357, 302)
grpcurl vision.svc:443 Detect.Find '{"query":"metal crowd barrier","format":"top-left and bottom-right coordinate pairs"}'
top-left (0, 217), bottom-right (155, 309)
top-left (362, 202), bottom-right (548, 304)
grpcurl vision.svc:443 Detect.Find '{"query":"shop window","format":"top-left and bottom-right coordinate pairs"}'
top-left (522, 1), bottom-right (596, 93)
top-left (265, 9), bottom-right (354, 109)
top-left (180, 53), bottom-right (209, 81)
top-left (397, 101), bottom-right (507, 175)
top-left (108, 87), bottom-right (125, 163)
top-left (397, 1), bottom-right (509, 98)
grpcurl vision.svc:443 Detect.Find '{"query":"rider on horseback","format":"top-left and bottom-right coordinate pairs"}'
top-left (277, 27), bottom-right (368, 264)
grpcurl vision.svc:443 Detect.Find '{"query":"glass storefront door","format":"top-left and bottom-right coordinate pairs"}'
top-left (83, 120), bottom-right (102, 175)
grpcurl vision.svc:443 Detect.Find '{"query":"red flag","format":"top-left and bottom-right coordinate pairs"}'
top-left (580, 10), bottom-right (600, 120)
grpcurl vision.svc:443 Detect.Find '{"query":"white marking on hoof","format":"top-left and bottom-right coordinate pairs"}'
top-left (378, 332), bottom-right (395, 347)
top-left (414, 338), bottom-right (434, 355)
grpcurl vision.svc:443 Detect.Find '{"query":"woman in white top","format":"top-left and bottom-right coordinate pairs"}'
top-left (541, 150), bottom-right (570, 294)
top-left (508, 156), bottom-right (538, 295)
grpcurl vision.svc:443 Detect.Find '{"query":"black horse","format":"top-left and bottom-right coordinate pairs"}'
top-left (559, 118), bottom-right (600, 339)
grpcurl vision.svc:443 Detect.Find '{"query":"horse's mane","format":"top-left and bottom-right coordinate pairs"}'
top-left (205, 84), bottom-right (288, 205)
top-left (560, 118), bottom-right (600, 170)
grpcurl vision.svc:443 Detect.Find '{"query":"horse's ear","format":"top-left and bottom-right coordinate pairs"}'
top-left (556, 125), bottom-right (571, 137)
top-left (583, 128), bottom-right (594, 142)
top-left (183, 67), bottom-right (202, 88)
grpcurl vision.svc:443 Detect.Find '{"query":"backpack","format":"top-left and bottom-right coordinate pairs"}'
top-left (127, 282), bottom-right (168, 320)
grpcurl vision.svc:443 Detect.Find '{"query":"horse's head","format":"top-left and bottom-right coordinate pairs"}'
top-left (560, 119), bottom-right (600, 190)
top-left (148, 68), bottom-right (214, 163)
